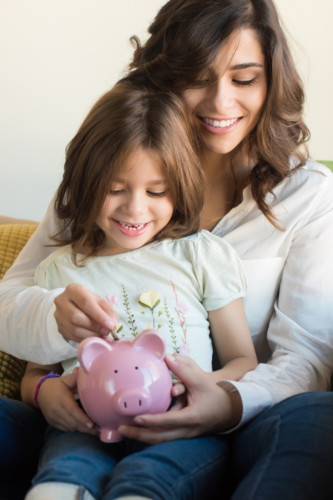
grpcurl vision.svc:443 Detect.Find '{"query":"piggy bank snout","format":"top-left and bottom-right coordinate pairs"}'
top-left (114, 387), bottom-right (151, 417)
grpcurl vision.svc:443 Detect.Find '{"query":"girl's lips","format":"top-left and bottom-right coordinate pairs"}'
top-left (198, 116), bottom-right (242, 135)
top-left (113, 219), bottom-right (150, 237)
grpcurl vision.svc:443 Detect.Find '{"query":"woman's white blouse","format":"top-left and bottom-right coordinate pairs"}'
top-left (1, 159), bottom-right (333, 426)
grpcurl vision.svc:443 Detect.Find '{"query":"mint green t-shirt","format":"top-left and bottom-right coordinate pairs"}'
top-left (34, 230), bottom-right (247, 375)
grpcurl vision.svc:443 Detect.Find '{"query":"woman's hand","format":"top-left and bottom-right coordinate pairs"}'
top-left (37, 368), bottom-right (99, 435)
top-left (118, 354), bottom-right (243, 444)
top-left (54, 283), bottom-right (119, 343)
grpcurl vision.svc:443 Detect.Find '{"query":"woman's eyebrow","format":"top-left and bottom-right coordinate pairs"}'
top-left (229, 62), bottom-right (264, 70)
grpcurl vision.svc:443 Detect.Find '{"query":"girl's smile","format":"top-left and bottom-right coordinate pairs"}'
top-left (96, 148), bottom-right (174, 255)
top-left (112, 219), bottom-right (150, 237)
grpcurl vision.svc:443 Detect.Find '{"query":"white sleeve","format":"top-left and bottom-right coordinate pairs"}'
top-left (220, 174), bottom-right (333, 426)
top-left (0, 194), bottom-right (78, 363)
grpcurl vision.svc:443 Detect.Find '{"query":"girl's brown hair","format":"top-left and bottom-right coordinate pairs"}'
top-left (54, 82), bottom-right (205, 261)
top-left (123, 0), bottom-right (310, 227)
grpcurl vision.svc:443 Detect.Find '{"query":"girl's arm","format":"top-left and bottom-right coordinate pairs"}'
top-left (21, 361), bottom-right (98, 434)
top-left (0, 195), bottom-right (117, 363)
top-left (207, 298), bottom-right (258, 383)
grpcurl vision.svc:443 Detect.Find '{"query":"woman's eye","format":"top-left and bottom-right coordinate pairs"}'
top-left (233, 78), bottom-right (256, 87)
top-left (110, 189), bottom-right (124, 195)
top-left (147, 191), bottom-right (167, 197)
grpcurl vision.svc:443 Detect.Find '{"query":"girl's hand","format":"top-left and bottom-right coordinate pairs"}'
top-left (171, 378), bottom-right (187, 411)
top-left (118, 354), bottom-right (243, 444)
top-left (37, 368), bottom-right (99, 435)
top-left (54, 283), bottom-right (119, 343)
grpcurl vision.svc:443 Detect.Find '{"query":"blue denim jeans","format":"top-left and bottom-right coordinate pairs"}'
top-left (1, 392), bottom-right (333, 500)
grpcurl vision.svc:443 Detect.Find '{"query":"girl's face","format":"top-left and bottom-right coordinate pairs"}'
top-left (182, 29), bottom-right (268, 156)
top-left (96, 148), bottom-right (174, 255)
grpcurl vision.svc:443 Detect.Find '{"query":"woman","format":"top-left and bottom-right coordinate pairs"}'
top-left (1, 0), bottom-right (333, 499)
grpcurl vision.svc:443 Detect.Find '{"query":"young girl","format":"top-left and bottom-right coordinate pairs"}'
top-left (21, 82), bottom-right (257, 500)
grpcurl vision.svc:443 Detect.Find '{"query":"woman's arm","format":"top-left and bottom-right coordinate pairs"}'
top-left (207, 298), bottom-right (258, 383)
top-left (0, 195), bottom-right (117, 363)
top-left (21, 361), bottom-right (98, 434)
top-left (218, 166), bottom-right (333, 426)
top-left (118, 353), bottom-right (243, 443)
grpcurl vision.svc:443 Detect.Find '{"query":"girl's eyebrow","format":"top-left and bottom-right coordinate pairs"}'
top-left (229, 62), bottom-right (264, 70)
top-left (113, 178), bottom-right (167, 185)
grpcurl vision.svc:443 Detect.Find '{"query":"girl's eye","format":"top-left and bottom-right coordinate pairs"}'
top-left (233, 78), bottom-right (257, 87)
top-left (147, 191), bottom-right (167, 197)
top-left (110, 190), bottom-right (124, 195)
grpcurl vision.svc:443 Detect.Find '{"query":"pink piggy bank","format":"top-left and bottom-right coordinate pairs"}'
top-left (77, 329), bottom-right (173, 442)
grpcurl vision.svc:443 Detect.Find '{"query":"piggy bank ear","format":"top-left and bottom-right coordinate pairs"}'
top-left (132, 329), bottom-right (167, 360)
top-left (77, 337), bottom-right (113, 373)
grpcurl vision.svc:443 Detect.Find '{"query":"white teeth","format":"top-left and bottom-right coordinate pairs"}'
top-left (202, 117), bottom-right (238, 128)
top-left (118, 221), bottom-right (145, 230)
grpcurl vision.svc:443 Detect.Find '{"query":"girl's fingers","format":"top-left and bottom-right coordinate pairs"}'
top-left (171, 381), bottom-right (186, 397)
top-left (54, 284), bottom-right (119, 342)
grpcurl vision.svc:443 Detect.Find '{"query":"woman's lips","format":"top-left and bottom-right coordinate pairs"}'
top-left (198, 116), bottom-right (242, 135)
top-left (113, 219), bottom-right (150, 237)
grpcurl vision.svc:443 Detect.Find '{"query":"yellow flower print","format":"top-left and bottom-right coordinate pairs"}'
top-left (139, 290), bottom-right (161, 329)
top-left (146, 324), bottom-right (151, 329)
top-left (139, 290), bottom-right (161, 309)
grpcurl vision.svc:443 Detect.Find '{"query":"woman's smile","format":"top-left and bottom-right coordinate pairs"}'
top-left (183, 29), bottom-right (267, 156)
top-left (199, 116), bottom-right (243, 135)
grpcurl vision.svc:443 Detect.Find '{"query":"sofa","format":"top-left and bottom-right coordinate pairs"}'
top-left (0, 159), bottom-right (332, 499)
top-left (1, 159), bottom-right (333, 398)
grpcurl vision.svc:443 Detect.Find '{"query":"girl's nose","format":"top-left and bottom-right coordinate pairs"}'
top-left (122, 192), bottom-right (148, 217)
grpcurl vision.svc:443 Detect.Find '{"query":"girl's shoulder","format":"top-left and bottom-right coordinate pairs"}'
top-left (166, 230), bottom-right (240, 261)
top-left (36, 245), bottom-right (73, 273)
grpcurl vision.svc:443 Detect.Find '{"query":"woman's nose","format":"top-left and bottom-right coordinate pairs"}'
top-left (207, 79), bottom-right (234, 112)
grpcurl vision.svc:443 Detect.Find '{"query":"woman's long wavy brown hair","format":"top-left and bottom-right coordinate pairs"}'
top-left (122, 0), bottom-right (310, 227)
top-left (53, 82), bottom-right (205, 262)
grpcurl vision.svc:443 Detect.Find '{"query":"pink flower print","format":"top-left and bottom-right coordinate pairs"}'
top-left (179, 344), bottom-right (190, 356)
top-left (106, 294), bottom-right (118, 306)
top-left (176, 301), bottom-right (188, 314)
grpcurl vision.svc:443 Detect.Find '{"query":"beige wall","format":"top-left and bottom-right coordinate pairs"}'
top-left (0, 0), bottom-right (332, 220)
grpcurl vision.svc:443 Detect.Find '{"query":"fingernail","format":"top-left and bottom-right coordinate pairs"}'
top-left (100, 327), bottom-right (110, 336)
top-left (165, 353), bottom-right (178, 364)
top-left (173, 388), bottom-right (179, 396)
top-left (104, 320), bottom-right (115, 330)
top-left (135, 418), bottom-right (143, 425)
top-left (86, 422), bottom-right (93, 429)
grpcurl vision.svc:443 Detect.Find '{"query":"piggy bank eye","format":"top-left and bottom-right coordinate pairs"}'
top-left (114, 370), bottom-right (118, 373)
top-left (135, 366), bottom-right (138, 370)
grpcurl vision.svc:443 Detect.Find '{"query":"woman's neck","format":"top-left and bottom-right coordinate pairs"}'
top-left (199, 148), bottom-right (252, 232)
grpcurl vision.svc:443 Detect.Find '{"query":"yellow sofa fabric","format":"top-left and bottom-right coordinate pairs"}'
top-left (0, 224), bottom-right (38, 399)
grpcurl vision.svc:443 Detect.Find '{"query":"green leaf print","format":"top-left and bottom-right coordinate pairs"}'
top-left (121, 285), bottom-right (138, 337)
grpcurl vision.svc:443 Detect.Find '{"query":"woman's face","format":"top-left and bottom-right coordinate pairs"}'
top-left (182, 29), bottom-right (268, 156)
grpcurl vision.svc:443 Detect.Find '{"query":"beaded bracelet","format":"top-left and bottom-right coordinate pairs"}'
top-left (33, 371), bottom-right (60, 408)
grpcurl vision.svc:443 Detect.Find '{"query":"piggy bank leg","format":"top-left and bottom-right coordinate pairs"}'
top-left (100, 428), bottom-right (123, 443)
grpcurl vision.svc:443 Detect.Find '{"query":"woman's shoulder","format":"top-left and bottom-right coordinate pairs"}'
top-left (290, 158), bottom-right (333, 186)
top-left (273, 158), bottom-right (333, 206)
